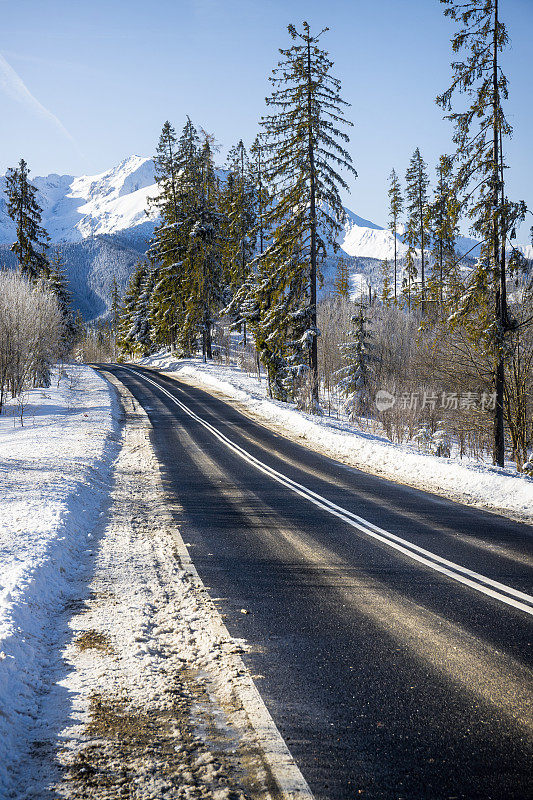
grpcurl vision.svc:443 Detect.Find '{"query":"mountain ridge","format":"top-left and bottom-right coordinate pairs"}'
top-left (1, 156), bottom-right (530, 321)
top-left (2, 155), bottom-right (530, 258)
top-left (0, 155), bottom-right (433, 260)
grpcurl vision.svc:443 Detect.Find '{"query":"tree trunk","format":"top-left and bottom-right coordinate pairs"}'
top-left (419, 175), bottom-right (426, 314)
top-left (306, 34), bottom-right (319, 404)
top-left (205, 314), bottom-right (212, 360)
top-left (393, 216), bottom-right (397, 303)
top-left (494, 356), bottom-right (505, 466)
top-left (492, 0), bottom-right (505, 467)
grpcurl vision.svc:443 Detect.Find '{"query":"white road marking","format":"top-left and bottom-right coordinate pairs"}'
top-left (121, 366), bottom-right (533, 617)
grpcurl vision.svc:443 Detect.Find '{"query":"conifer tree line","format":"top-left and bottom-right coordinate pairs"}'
top-left (0, 10), bottom-right (522, 467)
top-left (383, 148), bottom-right (462, 312)
top-left (118, 8), bottom-right (532, 469)
top-left (118, 21), bottom-right (356, 408)
top-left (372, 0), bottom-right (531, 468)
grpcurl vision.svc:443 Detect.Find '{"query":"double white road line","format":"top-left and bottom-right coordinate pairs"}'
top-left (122, 366), bottom-right (533, 617)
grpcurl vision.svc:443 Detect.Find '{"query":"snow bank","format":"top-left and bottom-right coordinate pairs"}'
top-left (0, 365), bottom-right (120, 794)
top-left (138, 351), bottom-right (533, 524)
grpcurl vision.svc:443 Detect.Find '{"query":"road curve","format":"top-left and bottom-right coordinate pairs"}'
top-left (98, 363), bottom-right (533, 800)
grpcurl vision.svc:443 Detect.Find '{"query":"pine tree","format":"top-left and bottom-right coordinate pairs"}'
top-left (5, 158), bottom-right (49, 280)
top-left (437, 0), bottom-right (526, 466)
top-left (183, 136), bottom-right (225, 361)
top-left (402, 238), bottom-right (417, 312)
top-left (387, 169), bottom-right (403, 301)
top-left (46, 249), bottom-right (76, 345)
top-left (228, 136), bottom-right (269, 319)
top-left (118, 261), bottom-right (148, 356)
top-left (220, 140), bottom-right (257, 345)
top-left (152, 121), bottom-right (181, 221)
top-left (148, 118), bottom-right (201, 350)
top-left (146, 121), bottom-right (181, 348)
top-left (133, 269), bottom-right (155, 355)
top-left (334, 256), bottom-right (350, 299)
top-left (380, 259), bottom-right (393, 306)
top-left (121, 263), bottom-right (154, 356)
top-left (425, 155), bottom-right (460, 306)
top-left (404, 148), bottom-right (429, 311)
top-left (237, 136), bottom-right (276, 381)
top-left (336, 306), bottom-right (373, 420)
top-left (259, 21), bottom-right (357, 405)
top-left (251, 252), bottom-right (293, 401)
top-left (250, 136), bottom-right (270, 257)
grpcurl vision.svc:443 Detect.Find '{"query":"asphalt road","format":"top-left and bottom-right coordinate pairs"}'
top-left (99, 363), bottom-right (533, 800)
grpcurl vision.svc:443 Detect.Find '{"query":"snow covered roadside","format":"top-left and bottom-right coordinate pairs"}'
top-left (138, 351), bottom-right (533, 524)
top-left (0, 365), bottom-right (121, 796)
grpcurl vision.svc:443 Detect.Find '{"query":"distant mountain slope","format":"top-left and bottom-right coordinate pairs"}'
top-left (0, 156), bottom-right (428, 257)
top-left (0, 235), bottom-right (147, 321)
top-left (340, 209), bottom-right (408, 260)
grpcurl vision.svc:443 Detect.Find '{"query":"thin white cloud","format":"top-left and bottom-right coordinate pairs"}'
top-left (0, 52), bottom-right (76, 144)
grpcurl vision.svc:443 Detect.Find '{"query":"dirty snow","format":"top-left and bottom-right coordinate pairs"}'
top-left (138, 351), bottom-right (533, 524)
top-left (0, 365), bottom-right (121, 795)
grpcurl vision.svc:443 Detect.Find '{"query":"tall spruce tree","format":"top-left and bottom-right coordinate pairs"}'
top-left (236, 137), bottom-right (279, 390)
top-left (387, 169), bottom-right (403, 301)
top-left (259, 21), bottom-right (356, 405)
top-left (220, 140), bottom-right (257, 345)
top-left (148, 118), bottom-right (201, 350)
top-left (147, 121), bottom-right (182, 347)
top-left (437, 0), bottom-right (526, 466)
top-left (426, 155), bottom-right (460, 305)
top-left (152, 122), bottom-right (181, 222)
top-left (250, 136), bottom-right (270, 257)
top-left (404, 148), bottom-right (429, 311)
top-left (5, 158), bottom-right (49, 280)
top-left (402, 234), bottom-right (417, 312)
top-left (184, 137), bottom-right (224, 360)
top-left (124, 269), bottom-right (153, 357)
top-left (118, 261), bottom-right (150, 356)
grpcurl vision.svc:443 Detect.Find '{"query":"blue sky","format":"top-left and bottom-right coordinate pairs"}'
top-left (1, 0), bottom-right (532, 243)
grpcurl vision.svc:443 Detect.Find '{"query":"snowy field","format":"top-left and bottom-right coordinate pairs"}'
top-left (138, 351), bottom-right (533, 524)
top-left (0, 365), bottom-right (120, 795)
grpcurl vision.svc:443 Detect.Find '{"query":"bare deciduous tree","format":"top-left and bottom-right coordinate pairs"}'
top-left (0, 270), bottom-right (63, 414)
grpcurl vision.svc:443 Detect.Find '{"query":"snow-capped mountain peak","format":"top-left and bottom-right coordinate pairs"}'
top-left (340, 208), bottom-right (407, 261)
top-left (0, 155), bottom-right (159, 244)
top-left (69, 155), bottom-right (155, 202)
